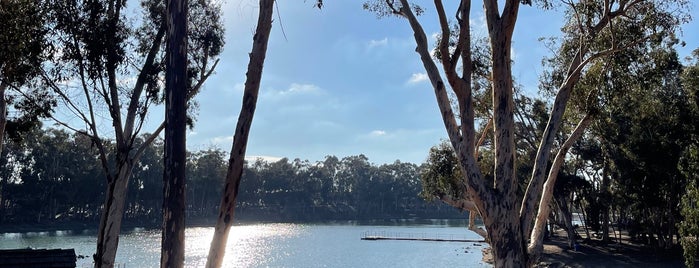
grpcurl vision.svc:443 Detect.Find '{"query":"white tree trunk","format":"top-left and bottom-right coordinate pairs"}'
top-left (528, 114), bottom-right (591, 257)
top-left (94, 163), bottom-right (134, 268)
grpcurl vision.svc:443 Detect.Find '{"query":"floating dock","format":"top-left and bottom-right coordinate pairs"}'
top-left (360, 231), bottom-right (485, 243)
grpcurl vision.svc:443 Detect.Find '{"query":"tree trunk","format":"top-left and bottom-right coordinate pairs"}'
top-left (556, 196), bottom-right (576, 248)
top-left (205, 1), bottom-right (273, 267)
top-left (528, 114), bottom-right (591, 257)
top-left (484, 205), bottom-right (526, 268)
top-left (0, 82), bottom-right (6, 157)
top-left (160, 0), bottom-right (188, 266)
top-left (94, 163), bottom-right (134, 268)
top-left (601, 163), bottom-right (610, 242)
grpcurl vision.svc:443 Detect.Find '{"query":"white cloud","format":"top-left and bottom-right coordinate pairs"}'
top-left (407, 73), bottom-right (428, 84)
top-left (369, 130), bottom-right (387, 136)
top-left (286, 83), bottom-right (320, 94)
top-left (245, 155), bottom-right (283, 163)
top-left (265, 83), bottom-right (322, 99)
top-left (368, 38), bottom-right (388, 48)
top-left (211, 135), bottom-right (234, 144)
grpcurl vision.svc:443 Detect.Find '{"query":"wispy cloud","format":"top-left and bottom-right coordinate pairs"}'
top-left (211, 135), bottom-right (234, 144)
top-left (245, 155), bottom-right (283, 163)
top-left (369, 130), bottom-right (387, 137)
top-left (265, 83), bottom-right (322, 99)
top-left (368, 38), bottom-right (388, 48)
top-left (407, 73), bottom-right (428, 84)
top-left (285, 83), bottom-right (320, 94)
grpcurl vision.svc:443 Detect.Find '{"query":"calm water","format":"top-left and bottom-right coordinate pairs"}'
top-left (0, 221), bottom-right (491, 267)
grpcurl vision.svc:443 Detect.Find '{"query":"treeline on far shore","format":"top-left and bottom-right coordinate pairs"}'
top-left (0, 127), bottom-right (463, 231)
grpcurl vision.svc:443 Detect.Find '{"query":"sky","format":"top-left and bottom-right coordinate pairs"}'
top-left (154, 0), bottom-right (698, 165)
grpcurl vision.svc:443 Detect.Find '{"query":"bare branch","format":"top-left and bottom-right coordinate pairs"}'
top-left (133, 121), bottom-right (165, 161)
top-left (124, 22), bottom-right (166, 141)
top-left (187, 59), bottom-right (220, 100)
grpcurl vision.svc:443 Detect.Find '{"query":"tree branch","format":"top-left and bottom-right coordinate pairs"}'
top-left (124, 22), bottom-right (166, 142)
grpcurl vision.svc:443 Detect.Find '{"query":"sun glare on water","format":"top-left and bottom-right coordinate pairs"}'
top-left (185, 223), bottom-right (303, 268)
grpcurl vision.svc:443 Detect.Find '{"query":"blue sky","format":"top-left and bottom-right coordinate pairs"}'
top-left (180, 0), bottom-right (699, 165)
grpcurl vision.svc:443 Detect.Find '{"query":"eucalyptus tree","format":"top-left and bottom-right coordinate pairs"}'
top-left (0, 0), bottom-right (54, 156)
top-left (187, 148), bottom-right (227, 216)
top-left (40, 0), bottom-right (223, 266)
top-left (205, 0), bottom-right (274, 266)
top-left (553, 13), bottom-right (694, 245)
top-left (160, 0), bottom-right (190, 266)
top-left (676, 49), bottom-right (699, 267)
top-left (367, 0), bottom-right (687, 266)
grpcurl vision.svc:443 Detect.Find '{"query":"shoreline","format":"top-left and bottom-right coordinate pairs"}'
top-left (479, 228), bottom-right (684, 267)
top-left (0, 217), bottom-right (475, 234)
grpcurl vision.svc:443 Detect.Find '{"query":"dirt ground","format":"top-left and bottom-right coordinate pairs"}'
top-left (535, 229), bottom-right (685, 268)
top-left (482, 229), bottom-right (686, 267)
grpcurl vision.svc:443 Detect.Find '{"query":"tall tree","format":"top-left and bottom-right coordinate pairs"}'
top-left (205, 0), bottom-right (274, 267)
top-left (367, 0), bottom-right (686, 266)
top-left (160, 0), bottom-right (188, 266)
top-left (40, 0), bottom-right (223, 266)
top-left (0, 0), bottom-right (54, 156)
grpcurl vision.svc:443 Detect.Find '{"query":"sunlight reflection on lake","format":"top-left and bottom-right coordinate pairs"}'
top-left (186, 223), bottom-right (303, 267)
top-left (1, 222), bottom-right (490, 268)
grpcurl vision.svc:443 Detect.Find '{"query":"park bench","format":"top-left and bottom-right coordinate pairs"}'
top-left (0, 248), bottom-right (76, 268)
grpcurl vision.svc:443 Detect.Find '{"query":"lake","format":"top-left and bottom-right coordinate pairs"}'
top-left (1, 220), bottom-right (491, 267)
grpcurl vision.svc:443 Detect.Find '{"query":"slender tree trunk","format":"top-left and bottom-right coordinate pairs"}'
top-left (205, 1), bottom-right (274, 267)
top-left (601, 162), bottom-right (610, 242)
top-left (0, 82), bottom-right (6, 157)
top-left (528, 114), bottom-right (591, 258)
top-left (555, 196), bottom-right (576, 248)
top-left (161, 0), bottom-right (188, 266)
top-left (94, 163), bottom-right (134, 268)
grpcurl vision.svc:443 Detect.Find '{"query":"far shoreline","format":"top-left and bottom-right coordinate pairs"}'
top-left (0, 217), bottom-right (477, 234)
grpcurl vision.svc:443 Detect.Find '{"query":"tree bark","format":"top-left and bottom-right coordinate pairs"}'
top-left (161, 0), bottom-right (188, 266)
top-left (555, 195), bottom-right (576, 247)
top-left (528, 114), bottom-right (591, 257)
top-left (0, 82), bottom-right (6, 157)
top-left (205, 1), bottom-right (274, 267)
top-left (94, 163), bottom-right (134, 268)
top-left (395, 0), bottom-right (526, 266)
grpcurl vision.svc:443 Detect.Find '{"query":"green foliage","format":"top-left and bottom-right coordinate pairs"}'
top-left (0, 0), bottom-right (56, 138)
top-left (679, 50), bottom-right (699, 266)
top-left (681, 175), bottom-right (699, 267)
top-left (0, 0), bottom-right (48, 84)
top-left (43, 0), bottom-right (225, 125)
top-left (0, 129), bottom-right (462, 225)
top-left (419, 141), bottom-right (462, 202)
top-left (362, 0), bottom-right (423, 18)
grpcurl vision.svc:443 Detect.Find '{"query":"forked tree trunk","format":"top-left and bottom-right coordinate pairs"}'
top-left (205, 1), bottom-right (274, 267)
top-left (387, 0), bottom-right (652, 266)
top-left (94, 163), bottom-right (134, 268)
top-left (160, 0), bottom-right (188, 266)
